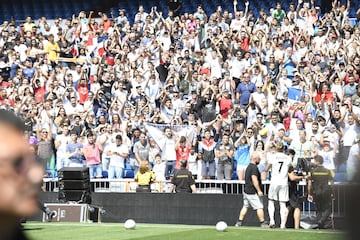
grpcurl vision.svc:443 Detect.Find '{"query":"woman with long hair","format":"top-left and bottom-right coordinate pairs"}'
top-left (134, 160), bottom-right (156, 192)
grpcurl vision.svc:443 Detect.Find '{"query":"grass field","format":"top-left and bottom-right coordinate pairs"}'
top-left (24, 222), bottom-right (345, 240)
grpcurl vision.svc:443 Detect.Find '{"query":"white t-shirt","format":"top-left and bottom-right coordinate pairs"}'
top-left (153, 162), bottom-right (166, 181)
top-left (188, 153), bottom-right (198, 175)
top-left (343, 122), bottom-right (360, 147)
top-left (109, 143), bottom-right (129, 168)
top-left (268, 152), bottom-right (291, 185)
top-left (159, 137), bottom-right (177, 161)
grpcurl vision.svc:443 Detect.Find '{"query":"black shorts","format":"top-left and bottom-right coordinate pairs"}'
top-left (287, 195), bottom-right (306, 208)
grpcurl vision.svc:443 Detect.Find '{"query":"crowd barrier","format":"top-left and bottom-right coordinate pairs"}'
top-left (43, 178), bottom-right (351, 218)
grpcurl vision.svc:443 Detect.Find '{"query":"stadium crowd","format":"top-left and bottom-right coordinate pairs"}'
top-left (0, 0), bottom-right (360, 182)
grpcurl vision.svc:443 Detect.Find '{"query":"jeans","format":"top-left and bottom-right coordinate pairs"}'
top-left (89, 163), bottom-right (102, 178)
top-left (165, 161), bottom-right (176, 178)
top-left (217, 162), bottom-right (233, 180)
top-left (108, 166), bottom-right (124, 179)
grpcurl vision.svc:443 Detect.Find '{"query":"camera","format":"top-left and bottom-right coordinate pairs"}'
top-left (296, 157), bottom-right (313, 174)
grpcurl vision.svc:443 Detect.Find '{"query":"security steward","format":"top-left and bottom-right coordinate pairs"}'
top-left (307, 155), bottom-right (334, 229)
top-left (170, 160), bottom-right (196, 193)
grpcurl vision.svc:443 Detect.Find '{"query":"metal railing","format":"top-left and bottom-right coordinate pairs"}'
top-left (44, 178), bottom-right (349, 217)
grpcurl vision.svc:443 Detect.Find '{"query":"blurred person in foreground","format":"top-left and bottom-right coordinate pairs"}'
top-left (0, 109), bottom-right (44, 239)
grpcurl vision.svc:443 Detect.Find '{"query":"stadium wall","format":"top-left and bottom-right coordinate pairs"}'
top-left (36, 192), bottom-right (266, 226)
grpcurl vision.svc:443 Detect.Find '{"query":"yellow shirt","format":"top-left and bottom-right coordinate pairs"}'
top-left (135, 171), bottom-right (156, 185)
top-left (45, 41), bottom-right (60, 62)
top-left (24, 22), bottom-right (35, 32)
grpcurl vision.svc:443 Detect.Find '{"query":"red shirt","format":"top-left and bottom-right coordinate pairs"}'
top-left (34, 86), bottom-right (45, 103)
top-left (238, 37), bottom-right (250, 52)
top-left (0, 81), bottom-right (10, 88)
top-left (175, 146), bottom-right (191, 169)
top-left (315, 91), bottom-right (334, 103)
top-left (78, 85), bottom-right (88, 104)
top-left (219, 97), bottom-right (232, 118)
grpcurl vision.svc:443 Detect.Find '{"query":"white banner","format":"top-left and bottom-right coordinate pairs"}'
top-left (144, 123), bottom-right (196, 151)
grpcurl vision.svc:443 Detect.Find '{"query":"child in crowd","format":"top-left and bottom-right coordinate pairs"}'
top-left (152, 154), bottom-right (166, 192)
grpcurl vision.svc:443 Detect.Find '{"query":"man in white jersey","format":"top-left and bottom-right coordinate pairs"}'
top-left (265, 142), bottom-right (292, 229)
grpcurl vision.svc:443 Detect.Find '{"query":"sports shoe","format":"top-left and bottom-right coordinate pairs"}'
top-left (47, 212), bottom-right (55, 222)
top-left (261, 221), bottom-right (269, 228)
top-left (235, 221), bottom-right (243, 227)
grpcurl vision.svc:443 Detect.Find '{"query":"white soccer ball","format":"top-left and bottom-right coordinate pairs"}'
top-left (124, 219), bottom-right (136, 229)
top-left (216, 221), bottom-right (228, 232)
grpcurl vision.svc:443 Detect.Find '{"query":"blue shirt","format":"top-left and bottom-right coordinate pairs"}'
top-left (234, 144), bottom-right (250, 166)
top-left (66, 142), bottom-right (84, 163)
top-left (236, 82), bottom-right (255, 105)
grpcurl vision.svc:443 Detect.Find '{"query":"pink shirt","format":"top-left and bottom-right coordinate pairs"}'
top-left (83, 143), bottom-right (101, 165)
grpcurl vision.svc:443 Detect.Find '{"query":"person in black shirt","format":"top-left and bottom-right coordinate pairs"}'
top-left (287, 165), bottom-right (307, 229)
top-left (283, 148), bottom-right (307, 229)
top-left (235, 152), bottom-right (267, 227)
top-left (168, 0), bottom-right (182, 17)
top-left (307, 155), bottom-right (334, 229)
top-left (170, 160), bottom-right (196, 193)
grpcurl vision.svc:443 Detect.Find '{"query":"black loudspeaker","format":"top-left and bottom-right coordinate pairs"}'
top-left (58, 190), bottom-right (92, 204)
top-left (58, 167), bottom-right (91, 204)
top-left (59, 180), bottom-right (91, 190)
top-left (58, 167), bottom-right (90, 180)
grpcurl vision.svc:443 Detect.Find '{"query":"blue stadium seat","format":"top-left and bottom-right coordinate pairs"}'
top-left (334, 172), bottom-right (347, 182)
top-left (102, 170), bottom-right (108, 179)
top-left (123, 169), bottom-right (135, 178)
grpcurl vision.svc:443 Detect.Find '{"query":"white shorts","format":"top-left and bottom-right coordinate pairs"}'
top-left (268, 184), bottom-right (289, 202)
top-left (243, 193), bottom-right (264, 210)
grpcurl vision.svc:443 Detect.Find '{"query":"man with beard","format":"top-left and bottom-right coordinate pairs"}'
top-left (133, 132), bottom-right (150, 164)
top-left (215, 134), bottom-right (234, 180)
top-left (159, 127), bottom-right (177, 179)
top-left (235, 152), bottom-right (267, 227)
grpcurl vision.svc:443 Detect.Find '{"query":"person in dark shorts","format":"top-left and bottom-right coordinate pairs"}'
top-left (285, 148), bottom-right (307, 229)
top-left (170, 160), bottom-right (196, 193)
top-left (235, 152), bottom-right (268, 227)
top-left (287, 165), bottom-right (307, 229)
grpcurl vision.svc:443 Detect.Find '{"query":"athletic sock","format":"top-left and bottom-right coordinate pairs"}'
top-left (280, 202), bottom-right (287, 228)
top-left (268, 200), bottom-right (275, 225)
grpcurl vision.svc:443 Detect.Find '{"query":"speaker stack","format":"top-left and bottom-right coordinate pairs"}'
top-left (58, 167), bottom-right (92, 204)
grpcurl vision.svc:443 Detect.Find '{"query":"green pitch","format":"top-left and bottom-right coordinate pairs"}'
top-left (24, 222), bottom-right (344, 240)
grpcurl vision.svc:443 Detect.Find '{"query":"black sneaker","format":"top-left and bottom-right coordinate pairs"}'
top-left (47, 212), bottom-right (55, 222)
top-left (235, 221), bottom-right (242, 227)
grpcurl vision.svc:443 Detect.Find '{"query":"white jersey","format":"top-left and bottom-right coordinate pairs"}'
top-left (268, 152), bottom-right (291, 185)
